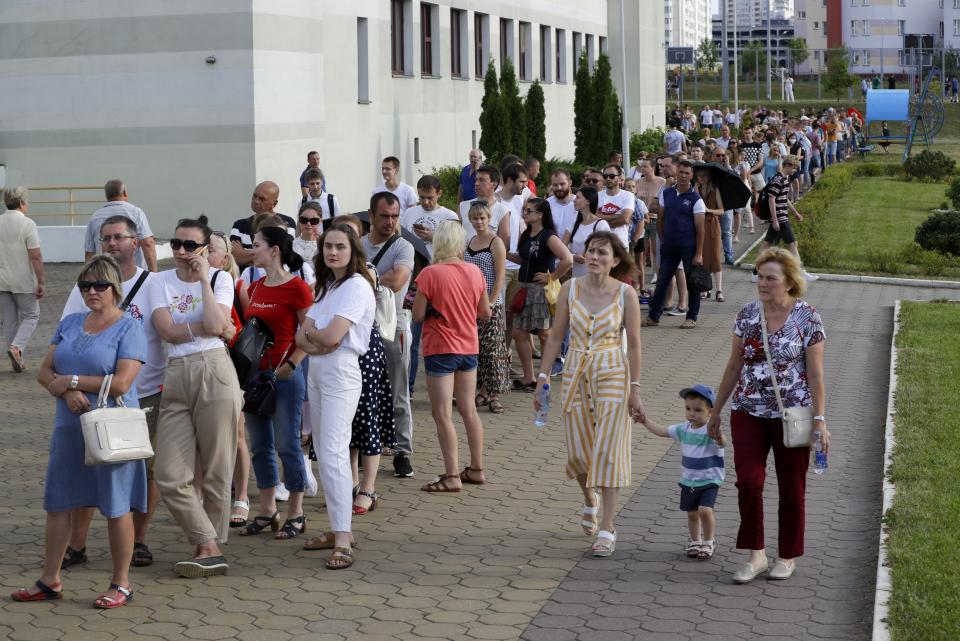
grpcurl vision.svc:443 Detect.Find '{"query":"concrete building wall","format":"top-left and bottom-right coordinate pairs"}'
top-left (1, 0), bottom-right (664, 235)
top-left (794, 0), bottom-right (829, 74)
top-left (664, 0), bottom-right (712, 47)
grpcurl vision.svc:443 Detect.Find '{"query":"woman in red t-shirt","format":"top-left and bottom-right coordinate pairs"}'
top-left (413, 221), bottom-right (492, 492)
top-left (237, 226), bottom-right (314, 541)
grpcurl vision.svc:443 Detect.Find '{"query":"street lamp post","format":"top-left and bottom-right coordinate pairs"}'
top-left (766, 0), bottom-right (772, 101)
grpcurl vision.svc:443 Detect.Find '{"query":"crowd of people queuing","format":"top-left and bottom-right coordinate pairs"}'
top-left (2, 118), bottom-right (832, 608)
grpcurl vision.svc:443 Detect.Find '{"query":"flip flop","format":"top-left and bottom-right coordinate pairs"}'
top-left (7, 346), bottom-right (25, 373)
top-left (11, 580), bottom-right (63, 602)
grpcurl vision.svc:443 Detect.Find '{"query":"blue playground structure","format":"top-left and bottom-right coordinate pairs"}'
top-left (863, 67), bottom-right (945, 162)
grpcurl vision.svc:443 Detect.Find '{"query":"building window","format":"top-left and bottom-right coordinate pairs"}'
top-left (519, 21), bottom-right (532, 80)
top-left (451, 8), bottom-right (466, 78)
top-left (420, 3), bottom-right (438, 76)
top-left (357, 18), bottom-right (369, 102)
top-left (850, 0), bottom-right (857, 5)
top-left (897, 20), bottom-right (904, 35)
top-left (851, 20), bottom-right (858, 37)
top-left (862, 20), bottom-right (871, 36)
top-left (475, 13), bottom-right (490, 77)
top-left (500, 18), bottom-right (515, 73)
top-left (391, 0), bottom-right (411, 75)
top-left (864, 50), bottom-right (871, 65)
top-left (955, 0), bottom-right (960, 7)
top-left (954, 19), bottom-right (960, 36)
top-left (572, 31), bottom-right (582, 75)
top-left (853, 50), bottom-right (861, 64)
top-left (599, 36), bottom-right (607, 55)
top-left (556, 28), bottom-right (567, 83)
top-left (823, 21), bottom-right (827, 33)
top-left (798, 10), bottom-right (806, 19)
top-left (585, 33), bottom-right (595, 69)
top-left (813, 21), bottom-right (819, 30)
top-left (863, 0), bottom-right (870, 4)
top-left (539, 25), bottom-right (552, 82)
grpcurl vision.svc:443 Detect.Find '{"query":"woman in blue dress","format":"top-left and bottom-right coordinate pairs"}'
top-left (11, 255), bottom-right (146, 609)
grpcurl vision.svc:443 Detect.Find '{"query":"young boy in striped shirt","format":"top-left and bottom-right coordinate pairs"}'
top-left (641, 384), bottom-right (725, 559)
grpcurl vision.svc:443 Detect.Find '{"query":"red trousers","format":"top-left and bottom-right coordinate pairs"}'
top-left (731, 410), bottom-right (810, 558)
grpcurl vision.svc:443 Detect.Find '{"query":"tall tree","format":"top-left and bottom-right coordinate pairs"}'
top-left (695, 38), bottom-right (720, 74)
top-left (573, 51), bottom-right (593, 164)
top-left (591, 54), bottom-right (619, 165)
top-left (787, 37), bottom-right (809, 76)
top-left (741, 41), bottom-right (766, 77)
top-left (478, 60), bottom-right (510, 162)
top-left (823, 47), bottom-right (856, 101)
top-left (525, 80), bottom-right (547, 162)
top-left (499, 57), bottom-right (527, 158)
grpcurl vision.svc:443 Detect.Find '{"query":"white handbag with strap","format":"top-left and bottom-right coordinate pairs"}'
top-left (80, 374), bottom-right (154, 466)
top-left (758, 303), bottom-right (815, 448)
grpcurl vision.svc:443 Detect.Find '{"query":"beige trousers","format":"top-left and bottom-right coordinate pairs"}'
top-left (154, 347), bottom-right (241, 546)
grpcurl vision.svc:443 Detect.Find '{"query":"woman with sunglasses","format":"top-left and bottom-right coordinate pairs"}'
top-left (14, 255), bottom-right (145, 608)
top-left (509, 198), bottom-right (573, 393)
top-left (294, 201), bottom-right (323, 265)
top-left (150, 215), bottom-right (242, 578)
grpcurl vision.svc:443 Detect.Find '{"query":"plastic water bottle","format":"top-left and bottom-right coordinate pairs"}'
top-left (813, 430), bottom-right (828, 475)
top-left (534, 384), bottom-right (551, 428)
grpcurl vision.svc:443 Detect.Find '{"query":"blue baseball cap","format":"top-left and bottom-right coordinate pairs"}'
top-left (679, 384), bottom-right (716, 407)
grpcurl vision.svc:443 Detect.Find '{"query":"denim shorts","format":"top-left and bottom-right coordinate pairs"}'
top-left (679, 483), bottom-right (720, 511)
top-left (424, 353), bottom-right (478, 377)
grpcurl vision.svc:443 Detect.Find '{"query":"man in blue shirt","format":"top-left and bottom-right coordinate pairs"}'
top-left (643, 160), bottom-right (705, 329)
top-left (456, 149), bottom-right (482, 204)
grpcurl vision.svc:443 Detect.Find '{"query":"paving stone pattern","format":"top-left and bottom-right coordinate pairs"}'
top-left (0, 261), bottom-right (951, 641)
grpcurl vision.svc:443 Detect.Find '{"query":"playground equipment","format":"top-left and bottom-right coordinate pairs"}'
top-left (863, 67), bottom-right (944, 162)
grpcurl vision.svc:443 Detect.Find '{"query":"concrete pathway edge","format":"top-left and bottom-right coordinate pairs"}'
top-left (872, 300), bottom-right (902, 641)
top-left (738, 264), bottom-right (960, 290)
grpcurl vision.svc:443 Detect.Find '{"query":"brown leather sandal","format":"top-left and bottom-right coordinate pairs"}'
top-left (325, 547), bottom-right (355, 570)
top-left (459, 466), bottom-right (486, 485)
top-left (421, 473), bottom-right (462, 492)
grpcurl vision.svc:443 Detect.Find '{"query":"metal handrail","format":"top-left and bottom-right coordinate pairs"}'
top-left (27, 185), bottom-right (102, 225)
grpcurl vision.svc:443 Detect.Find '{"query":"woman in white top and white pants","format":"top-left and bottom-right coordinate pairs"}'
top-left (296, 223), bottom-right (375, 570)
top-left (149, 216), bottom-right (241, 578)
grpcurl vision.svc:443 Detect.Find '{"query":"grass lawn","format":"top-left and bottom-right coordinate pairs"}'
top-left (886, 301), bottom-right (960, 641)
top-left (742, 174), bottom-right (959, 279)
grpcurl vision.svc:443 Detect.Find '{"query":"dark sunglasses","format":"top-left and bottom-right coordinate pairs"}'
top-left (583, 177), bottom-right (601, 184)
top-left (299, 216), bottom-right (322, 226)
top-left (78, 280), bottom-right (113, 293)
top-left (602, 173), bottom-right (619, 179)
top-left (169, 239), bottom-right (208, 252)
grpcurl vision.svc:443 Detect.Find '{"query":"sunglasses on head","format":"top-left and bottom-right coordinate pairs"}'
top-left (78, 280), bottom-right (112, 293)
top-left (299, 216), bottom-right (322, 226)
top-left (169, 239), bottom-right (208, 252)
top-left (471, 199), bottom-right (489, 207)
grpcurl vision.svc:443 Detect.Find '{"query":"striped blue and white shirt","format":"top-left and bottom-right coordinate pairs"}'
top-left (667, 421), bottom-right (725, 488)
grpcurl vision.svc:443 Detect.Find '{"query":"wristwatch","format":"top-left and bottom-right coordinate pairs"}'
top-left (69, 375), bottom-right (79, 391)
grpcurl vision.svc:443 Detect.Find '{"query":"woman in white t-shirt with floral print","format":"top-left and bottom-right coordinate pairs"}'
top-left (149, 215), bottom-right (242, 579)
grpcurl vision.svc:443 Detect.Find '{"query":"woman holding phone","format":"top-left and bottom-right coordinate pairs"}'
top-left (150, 216), bottom-right (242, 578)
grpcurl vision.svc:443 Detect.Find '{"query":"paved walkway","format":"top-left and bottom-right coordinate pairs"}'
top-left (0, 260), bottom-right (952, 641)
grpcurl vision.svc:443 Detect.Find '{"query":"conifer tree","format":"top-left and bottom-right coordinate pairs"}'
top-left (573, 52), bottom-right (593, 163)
top-left (479, 60), bottom-right (511, 161)
top-left (525, 80), bottom-right (547, 162)
top-left (499, 57), bottom-right (526, 158)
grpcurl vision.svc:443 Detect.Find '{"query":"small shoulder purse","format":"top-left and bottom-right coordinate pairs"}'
top-left (758, 303), bottom-right (814, 448)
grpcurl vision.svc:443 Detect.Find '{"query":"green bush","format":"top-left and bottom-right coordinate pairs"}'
top-left (430, 164), bottom-right (462, 210)
top-left (630, 128), bottom-right (665, 158)
top-left (902, 150), bottom-right (956, 182)
top-left (865, 249), bottom-right (903, 274)
top-left (854, 163), bottom-right (901, 178)
top-left (898, 241), bottom-right (926, 264)
top-left (917, 250), bottom-right (952, 277)
top-left (915, 210), bottom-right (960, 256)
top-left (947, 176), bottom-right (960, 210)
top-left (798, 237), bottom-right (839, 268)
top-left (540, 157), bottom-right (588, 189)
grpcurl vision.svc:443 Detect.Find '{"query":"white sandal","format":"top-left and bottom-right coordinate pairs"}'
top-left (229, 499), bottom-right (250, 528)
top-left (686, 540), bottom-right (702, 558)
top-left (697, 540), bottom-right (715, 559)
top-left (592, 530), bottom-right (617, 557)
top-left (581, 505), bottom-right (599, 536)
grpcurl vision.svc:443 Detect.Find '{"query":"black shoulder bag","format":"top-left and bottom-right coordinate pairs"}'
top-left (120, 270), bottom-right (150, 313)
top-left (242, 344), bottom-right (292, 416)
top-left (228, 280), bottom-right (275, 385)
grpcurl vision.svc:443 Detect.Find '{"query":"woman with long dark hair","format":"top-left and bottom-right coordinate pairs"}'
top-left (238, 226), bottom-right (313, 540)
top-left (561, 187), bottom-right (611, 279)
top-left (534, 231), bottom-right (644, 558)
top-left (508, 198), bottom-right (572, 392)
top-left (296, 224), bottom-right (375, 569)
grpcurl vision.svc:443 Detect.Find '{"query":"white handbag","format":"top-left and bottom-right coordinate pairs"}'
top-left (758, 303), bottom-right (815, 448)
top-left (372, 268), bottom-right (397, 342)
top-left (80, 374), bottom-right (154, 466)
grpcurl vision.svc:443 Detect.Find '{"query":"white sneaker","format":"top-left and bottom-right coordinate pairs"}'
top-left (803, 270), bottom-right (819, 282)
top-left (274, 483), bottom-right (290, 502)
top-left (651, 274), bottom-right (658, 284)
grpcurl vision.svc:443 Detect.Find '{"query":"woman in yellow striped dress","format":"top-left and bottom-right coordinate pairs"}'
top-left (534, 231), bottom-right (645, 557)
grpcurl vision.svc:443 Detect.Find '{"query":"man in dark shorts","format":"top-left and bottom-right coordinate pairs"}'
top-left (757, 156), bottom-right (818, 282)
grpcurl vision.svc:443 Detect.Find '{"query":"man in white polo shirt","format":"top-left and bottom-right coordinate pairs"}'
top-left (546, 169), bottom-right (577, 237)
top-left (597, 164), bottom-right (634, 249)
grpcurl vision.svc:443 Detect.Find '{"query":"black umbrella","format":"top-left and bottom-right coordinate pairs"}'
top-left (692, 162), bottom-right (752, 210)
top-left (353, 211), bottom-right (431, 261)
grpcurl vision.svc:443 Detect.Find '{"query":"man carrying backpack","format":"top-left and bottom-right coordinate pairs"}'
top-left (754, 156), bottom-right (818, 282)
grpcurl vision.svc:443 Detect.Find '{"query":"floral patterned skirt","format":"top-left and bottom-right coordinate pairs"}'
top-left (477, 304), bottom-right (509, 396)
